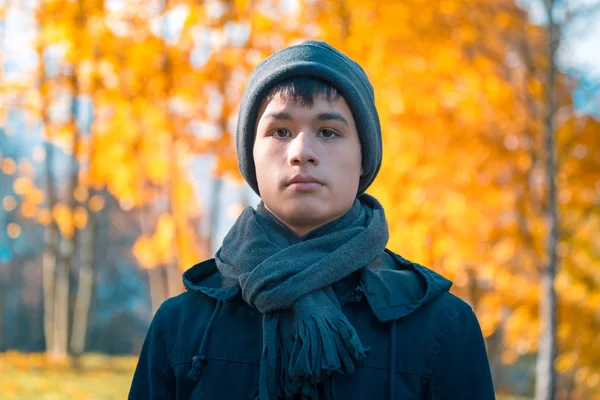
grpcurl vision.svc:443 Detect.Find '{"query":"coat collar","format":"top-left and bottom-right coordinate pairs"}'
top-left (182, 249), bottom-right (452, 323)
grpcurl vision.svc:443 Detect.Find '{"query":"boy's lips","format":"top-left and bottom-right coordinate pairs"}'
top-left (285, 174), bottom-right (324, 191)
top-left (286, 174), bottom-right (323, 186)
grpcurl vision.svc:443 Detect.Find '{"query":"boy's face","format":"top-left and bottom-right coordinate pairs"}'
top-left (253, 92), bottom-right (362, 237)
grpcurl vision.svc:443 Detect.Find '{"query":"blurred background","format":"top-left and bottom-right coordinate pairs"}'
top-left (0, 0), bottom-right (599, 398)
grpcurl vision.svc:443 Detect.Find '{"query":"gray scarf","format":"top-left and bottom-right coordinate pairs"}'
top-left (215, 193), bottom-right (389, 399)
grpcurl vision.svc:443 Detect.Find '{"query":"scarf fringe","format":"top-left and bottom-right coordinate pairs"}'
top-left (283, 316), bottom-right (365, 398)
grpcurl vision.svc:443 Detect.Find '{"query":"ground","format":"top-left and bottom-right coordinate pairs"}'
top-left (0, 351), bottom-right (528, 399)
top-left (0, 352), bottom-right (137, 400)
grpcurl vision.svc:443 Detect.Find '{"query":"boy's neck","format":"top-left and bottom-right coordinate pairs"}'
top-left (260, 202), bottom-right (349, 239)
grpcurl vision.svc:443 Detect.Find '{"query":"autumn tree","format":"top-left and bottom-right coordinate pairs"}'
top-left (33, 0), bottom-right (109, 361)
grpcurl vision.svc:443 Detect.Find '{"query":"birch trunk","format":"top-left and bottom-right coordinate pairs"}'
top-left (70, 207), bottom-right (96, 357)
top-left (534, 1), bottom-right (559, 398)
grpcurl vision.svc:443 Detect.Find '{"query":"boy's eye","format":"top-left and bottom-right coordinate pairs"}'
top-left (319, 129), bottom-right (338, 138)
top-left (273, 128), bottom-right (290, 138)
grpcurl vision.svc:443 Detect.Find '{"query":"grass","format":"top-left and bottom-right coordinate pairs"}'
top-left (0, 352), bottom-right (137, 400)
top-left (0, 351), bottom-right (530, 399)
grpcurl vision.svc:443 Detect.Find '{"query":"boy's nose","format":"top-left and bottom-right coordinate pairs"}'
top-left (287, 131), bottom-right (319, 166)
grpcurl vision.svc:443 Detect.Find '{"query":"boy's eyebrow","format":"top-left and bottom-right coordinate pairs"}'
top-left (262, 112), bottom-right (293, 121)
top-left (262, 111), bottom-right (349, 127)
top-left (314, 112), bottom-right (349, 127)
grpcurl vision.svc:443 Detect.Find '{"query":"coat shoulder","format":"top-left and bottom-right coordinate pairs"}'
top-left (415, 289), bottom-right (475, 346)
top-left (153, 290), bottom-right (223, 365)
top-left (157, 289), bottom-right (218, 328)
top-left (426, 290), bottom-right (472, 319)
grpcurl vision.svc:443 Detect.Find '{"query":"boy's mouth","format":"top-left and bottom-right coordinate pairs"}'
top-left (286, 174), bottom-right (324, 192)
top-left (286, 174), bottom-right (323, 185)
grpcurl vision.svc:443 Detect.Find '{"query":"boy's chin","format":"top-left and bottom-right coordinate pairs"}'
top-left (278, 207), bottom-right (335, 229)
top-left (277, 198), bottom-right (327, 217)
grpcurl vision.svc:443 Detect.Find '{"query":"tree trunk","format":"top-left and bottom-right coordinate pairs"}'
top-left (71, 37), bottom-right (102, 358)
top-left (165, 259), bottom-right (182, 299)
top-left (36, 0), bottom-right (62, 357)
top-left (56, 0), bottom-right (85, 359)
top-left (42, 139), bottom-right (62, 359)
top-left (535, 1), bottom-right (559, 399)
top-left (207, 177), bottom-right (223, 256)
top-left (466, 264), bottom-right (481, 311)
top-left (487, 322), bottom-right (505, 391)
top-left (239, 182), bottom-right (248, 210)
top-left (42, 221), bottom-right (58, 354)
top-left (51, 242), bottom-right (70, 361)
top-left (70, 206), bottom-right (96, 357)
top-left (148, 267), bottom-right (167, 315)
top-left (52, 112), bottom-right (81, 361)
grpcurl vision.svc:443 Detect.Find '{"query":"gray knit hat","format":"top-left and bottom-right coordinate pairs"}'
top-left (236, 40), bottom-right (382, 197)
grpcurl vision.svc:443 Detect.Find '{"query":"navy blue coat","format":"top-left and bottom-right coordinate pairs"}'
top-left (129, 249), bottom-right (495, 399)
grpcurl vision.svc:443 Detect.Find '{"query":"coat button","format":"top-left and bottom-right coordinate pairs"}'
top-left (354, 285), bottom-right (364, 301)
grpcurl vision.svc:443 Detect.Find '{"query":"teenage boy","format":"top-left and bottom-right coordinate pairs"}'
top-left (129, 40), bottom-right (495, 400)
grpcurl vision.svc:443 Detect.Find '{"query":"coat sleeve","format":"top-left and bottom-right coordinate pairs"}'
top-left (429, 306), bottom-right (495, 400)
top-left (129, 304), bottom-right (176, 399)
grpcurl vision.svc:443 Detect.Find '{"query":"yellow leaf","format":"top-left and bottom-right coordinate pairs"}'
top-left (133, 235), bottom-right (157, 270)
top-left (3, 196), bottom-right (17, 211)
top-left (89, 195), bottom-right (105, 212)
top-left (2, 158), bottom-right (16, 175)
top-left (73, 206), bottom-right (88, 229)
top-left (7, 223), bottom-right (21, 239)
top-left (53, 203), bottom-right (74, 239)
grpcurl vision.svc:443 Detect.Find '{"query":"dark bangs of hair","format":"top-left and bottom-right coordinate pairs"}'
top-left (264, 76), bottom-right (341, 107)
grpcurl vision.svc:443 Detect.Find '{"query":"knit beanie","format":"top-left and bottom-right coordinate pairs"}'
top-left (236, 40), bottom-right (382, 197)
